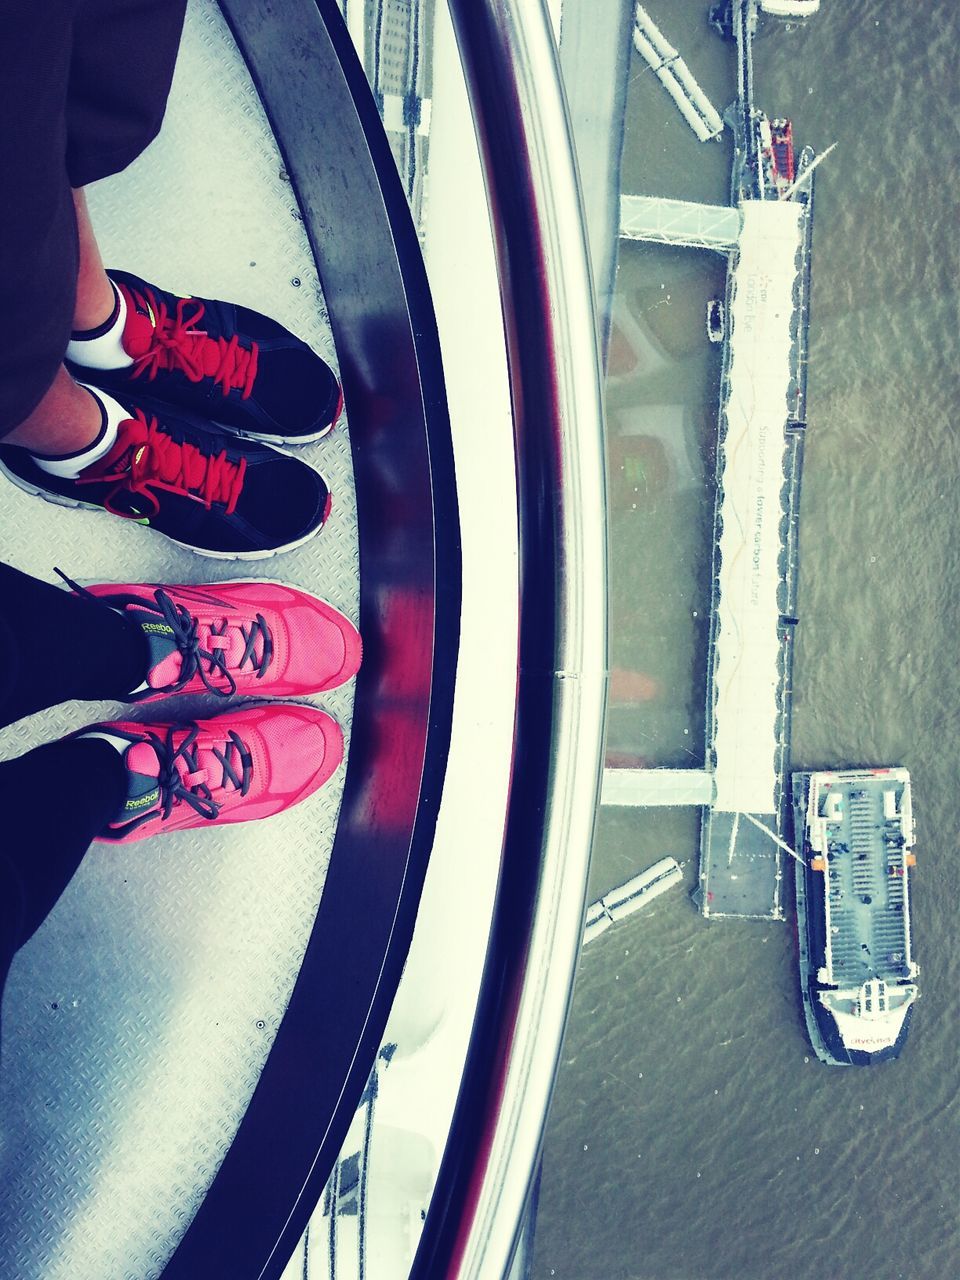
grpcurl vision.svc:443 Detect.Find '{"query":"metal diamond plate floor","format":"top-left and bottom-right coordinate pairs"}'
top-left (0, 3), bottom-right (358, 1277)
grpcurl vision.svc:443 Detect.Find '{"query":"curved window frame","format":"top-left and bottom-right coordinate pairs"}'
top-left (162, 1), bottom-right (461, 1275)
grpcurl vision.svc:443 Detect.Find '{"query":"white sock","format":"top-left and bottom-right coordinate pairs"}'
top-left (65, 282), bottom-right (134, 371)
top-left (32, 386), bottom-right (125, 479)
top-left (79, 731), bottom-right (130, 758)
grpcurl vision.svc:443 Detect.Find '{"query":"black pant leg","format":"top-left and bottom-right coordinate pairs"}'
top-left (0, 562), bottom-right (148, 729)
top-left (0, 1), bottom-right (188, 437)
top-left (0, 4), bottom-right (81, 437)
top-left (67, 0), bottom-right (188, 187)
top-left (0, 737), bottom-right (126, 1023)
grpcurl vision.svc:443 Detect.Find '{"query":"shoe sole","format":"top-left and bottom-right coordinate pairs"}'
top-left (0, 458), bottom-right (333, 562)
top-left (216, 382), bottom-right (345, 447)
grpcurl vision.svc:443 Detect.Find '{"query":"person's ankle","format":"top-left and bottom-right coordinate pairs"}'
top-left (73, 273), bottom-right (119, 333)
top-left (31, 386), bottom-right (125, 479)
top-left (2, 371), bottom-right (103, 454)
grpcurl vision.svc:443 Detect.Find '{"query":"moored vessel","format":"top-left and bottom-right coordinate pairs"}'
top-left (759, 115), bottom-right (796, 196)
top-left (792, 768), bottom-right (920, 1066)
top-left (706, 297), bottom-right (725, 343)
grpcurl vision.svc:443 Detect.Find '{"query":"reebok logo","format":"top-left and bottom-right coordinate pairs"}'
top-left (140, 623), bottom-right (174, 637)
top-left (125, 788), bottom-right (160, 812)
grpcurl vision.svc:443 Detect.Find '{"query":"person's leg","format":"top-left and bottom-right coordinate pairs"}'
top-left (0, 5), bottom-right (81, 442)
top-left (2, 188), bottom-right (125, 453)
top-left (0, 735), bottom-right (127, 1022)
top-left (60, 4), bottom-right (341, 447)
top-left (0, 736), bottom-right (127, 945)
top-left (0, 1), bottom-right (333, 557)
top-left (1, 366), bottom-right (103, 453)
top-left (65, 0), bottom-right (188, 193)
top-left (0, 562), bottom-right (149, 729)
top-left (0, 0), bottom-right (187, 446)
top-left (72, 188), bottom-right (116, 332)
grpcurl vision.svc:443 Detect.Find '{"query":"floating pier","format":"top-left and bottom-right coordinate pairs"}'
top-left (697, 192), bottom-right (812, 920)
top-left (613, 0), bottom-right (821, 921)
top-left (696, 4), bottom-right (817, 920)
top-left (633, 5), bottom-right (724, 142)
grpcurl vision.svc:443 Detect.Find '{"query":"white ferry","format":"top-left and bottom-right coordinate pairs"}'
top-left (792, 769), bottom-right (920, 1066)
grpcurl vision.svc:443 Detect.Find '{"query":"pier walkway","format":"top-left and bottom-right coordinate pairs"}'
top-left (698, 196), bottom-right (810, 920)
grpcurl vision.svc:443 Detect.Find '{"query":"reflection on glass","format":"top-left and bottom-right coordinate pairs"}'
top-left (604, 243), bottom-right (723, 767)
top-left (340, 0), bottom-right (436, 231)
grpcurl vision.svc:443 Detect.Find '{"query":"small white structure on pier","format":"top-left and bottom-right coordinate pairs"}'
top-left (760, 0), bottom-right (820, 16)
top-left (633, 5), bottom-right (724, 141)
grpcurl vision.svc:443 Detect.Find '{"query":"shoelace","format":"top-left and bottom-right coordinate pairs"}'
top-left (77, 409), bottom-right (247, 517)
top-left (129, 286), bottom-right (259, 398)
top-left (118, 722), bottom-right (253, 836)
top-left (142, 587), bottom-right (273, 697)
top-left (55, 574), bottom-right (274, 698)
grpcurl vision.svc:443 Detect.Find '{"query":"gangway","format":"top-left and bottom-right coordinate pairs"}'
top-left (602, 767), bottom-right (714, 807)
top-left (620, 194), bottom-right (741, 251)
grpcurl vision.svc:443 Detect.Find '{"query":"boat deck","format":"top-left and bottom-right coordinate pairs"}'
top-left (793, 768), bottom-right (918, 1065)
top-left (804, 774), bottom-right (914, 984)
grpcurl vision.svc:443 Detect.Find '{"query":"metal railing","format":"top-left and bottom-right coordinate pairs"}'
top-left (411, 1), bottom-right (608, 1275)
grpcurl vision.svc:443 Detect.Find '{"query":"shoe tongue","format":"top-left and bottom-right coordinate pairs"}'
top-left (120, 285), bottom-right (157, 358)
top-left (127, 605), bottom-right (183, 690)
top-left (120, 743), bottom-right (162, 819)
top-left (126, 735), bottom-right (232, 807)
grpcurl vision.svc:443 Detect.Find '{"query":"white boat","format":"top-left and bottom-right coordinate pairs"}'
top-left (706, 297), bottom-right (725, 343)
top-left (761, 1), bottom-right (821, 18)
top-left (792, 768), bottom-right (920, 1066)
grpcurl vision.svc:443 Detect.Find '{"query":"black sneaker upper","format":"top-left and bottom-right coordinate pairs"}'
top-left (65, 270), bottom-right (342, 443)
top-left (0, 398), bottom-right (331, 559)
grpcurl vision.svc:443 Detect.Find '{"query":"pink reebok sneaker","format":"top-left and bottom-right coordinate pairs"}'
top-left (86, 704), bottom-right (344, 843)
top-left (76, 578), bottom-right (361, 700)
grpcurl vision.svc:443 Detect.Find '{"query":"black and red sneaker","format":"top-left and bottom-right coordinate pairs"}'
top-left (67, 270), bottom-right (343, 445)
top-left (0, 402), bottom-right (331, 559)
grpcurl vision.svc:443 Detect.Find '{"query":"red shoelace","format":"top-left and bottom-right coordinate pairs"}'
top-left (125, 285), bottom-right (259, 398)
top-left (78, 409), bottom-right (247, 517)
